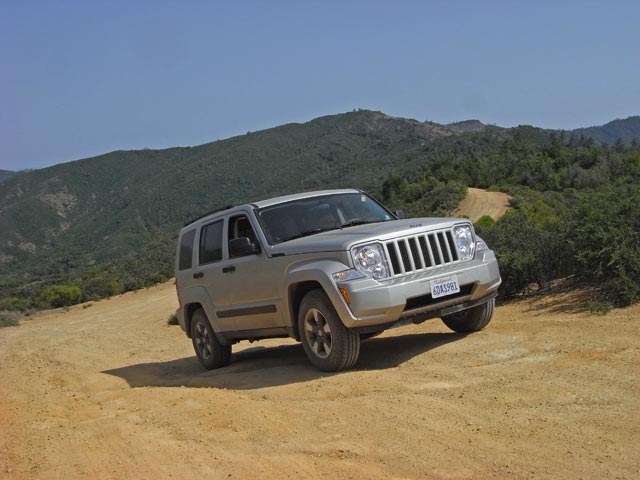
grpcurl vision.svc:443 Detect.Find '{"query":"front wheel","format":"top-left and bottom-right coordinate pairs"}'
top-left (191, 309), bottom-right (232, 369)
top-left (298, 289), bottom-right (360, 372)
top-left (441, 298), bottom-right (495, 333)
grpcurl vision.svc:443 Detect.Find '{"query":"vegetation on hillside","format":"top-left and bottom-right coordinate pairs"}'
top-left (0, 169), bottom-right (17, 184)
top-left (1, 110), bottom-right (639, 319)
top-left (382, 131), bottom-right (640, 307)
top-left (572, 116), bottom-right (640, 146)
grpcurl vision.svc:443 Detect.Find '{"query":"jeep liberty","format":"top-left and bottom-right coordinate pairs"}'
top-left (175, 189), bottom-right (501, 371)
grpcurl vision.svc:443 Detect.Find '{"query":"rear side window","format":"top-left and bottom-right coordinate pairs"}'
top-left (199, 220), bottom-right (224, 264)
top-left (178, 229), bottom-right (196, 271)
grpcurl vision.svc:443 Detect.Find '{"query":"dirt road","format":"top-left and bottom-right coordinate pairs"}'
top-left (1, 282), bottom-right (639, 479)
top-left (452, 188), bottom-right (511, 222)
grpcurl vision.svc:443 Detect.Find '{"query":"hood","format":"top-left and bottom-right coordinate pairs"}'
top-left (268, 217), bottom-right (469, 256)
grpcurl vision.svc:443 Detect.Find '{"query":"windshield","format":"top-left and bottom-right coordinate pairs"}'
top-left (257, 192), bottom-right (394, 245)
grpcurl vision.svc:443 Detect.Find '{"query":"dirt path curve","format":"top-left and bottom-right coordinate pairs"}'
top-left (452, 188), bottom-right (511, 222)
top-left (1, 282), bottom-right (639, 479)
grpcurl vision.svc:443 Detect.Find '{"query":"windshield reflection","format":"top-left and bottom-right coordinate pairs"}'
top-left (257, 193), bottom-right (394, 245)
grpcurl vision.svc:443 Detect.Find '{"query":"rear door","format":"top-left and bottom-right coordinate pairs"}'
top-left (175, 227), bottom-right (197, 311)
top-left (194, 217), bottom-right (238, 332)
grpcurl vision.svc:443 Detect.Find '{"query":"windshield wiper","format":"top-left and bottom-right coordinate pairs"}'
top-left (283, 227), bottom-right (340, 242)
top-left (339, 219), bottom-right (376, 228)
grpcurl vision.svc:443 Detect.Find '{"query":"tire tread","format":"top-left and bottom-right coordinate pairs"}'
top-left (298, 289), bottom-right (360, 372)
top-left (441, 298), bottom-right (495, 333)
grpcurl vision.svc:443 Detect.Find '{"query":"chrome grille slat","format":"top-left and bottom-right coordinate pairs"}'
top-left (392, 241), bottom-right (404, 274)
top-left (385, 229), bottom-right (460, 277)
top-left (420, 236), bottom-right (434, 267)
top-left (409, 237), bottom-right (424, 270)
top-left (434, 233), bottom-right (445, 265)
top-left (403, 239), bottom-right (416, 271)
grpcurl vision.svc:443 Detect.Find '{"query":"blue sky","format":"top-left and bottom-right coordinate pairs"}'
top-left (2, 0), bottom-right (639, 170)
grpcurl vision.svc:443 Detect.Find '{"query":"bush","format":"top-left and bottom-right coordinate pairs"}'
top-left (0, 311), bottom-right (20, 327)
top-left (40, 284), bottom-right (83, 309)
top-left (561, 184), bottom-right (640, 306)
top-left (0, 297), bottom-right (31, 312)
top-left (475, 215), bottom-right (495, 228)
top-left (167, 313), bottom-right (179, 326)
top-left (477, 209), bottom-right (566, 297)
top-left (81, 269), bottom-right (123, 300)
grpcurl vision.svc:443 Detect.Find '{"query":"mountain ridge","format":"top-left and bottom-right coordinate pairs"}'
top-left (571, 115), bottom-right (640, 145)
top-left (0, 170), bottom-right (16, 184)
top-left (0, 109), bottom-right (638, 299)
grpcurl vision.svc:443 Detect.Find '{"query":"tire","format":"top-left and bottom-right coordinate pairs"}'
top-left (191, 309), bottom-right (232, 370)
top-left (298, 289), bottom-right (360, 372)
top-left (441, 298), bottom-right (495, 333)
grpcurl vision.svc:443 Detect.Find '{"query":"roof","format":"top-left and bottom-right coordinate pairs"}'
top-left (252, 189), bottom-right (361, 209)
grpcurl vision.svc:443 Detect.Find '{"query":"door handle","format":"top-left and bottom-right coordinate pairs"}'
top-left (222, 266), bottom-right (236, 273)
top-left (193, 271), bottom-right (204, 279)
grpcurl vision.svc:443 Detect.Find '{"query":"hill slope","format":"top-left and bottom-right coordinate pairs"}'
top-left (0, 110), bottom-right (480, 279)
top-left (0, 169), bottom-right (16, 184)
top-left (1, 110), bottom-right (639, 311)
top-left (572, 116), bottom-right (640, 145)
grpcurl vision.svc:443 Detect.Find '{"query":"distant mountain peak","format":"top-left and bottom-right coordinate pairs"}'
top-left (444, 120), bottom-right (488, 134)
top-left (571, 115), bottom-right (640, 145)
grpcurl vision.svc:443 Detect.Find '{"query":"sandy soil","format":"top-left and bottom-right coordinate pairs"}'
top-left (452, 188), bottom-right (511, 222)
top-left (1, 282), bottom-right (639, 480)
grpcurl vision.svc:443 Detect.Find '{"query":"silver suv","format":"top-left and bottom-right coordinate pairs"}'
top-left (175, 189), bottom-right (501, 371)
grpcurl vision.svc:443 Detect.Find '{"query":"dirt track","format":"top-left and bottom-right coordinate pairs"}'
top-left (1, 282), bottom-right (639, 479)
top-left (453, 188), bottom-right (511, 222)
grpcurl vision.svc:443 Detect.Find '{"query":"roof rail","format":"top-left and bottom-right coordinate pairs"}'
top-left (184, 204), bottom-right (236, 226)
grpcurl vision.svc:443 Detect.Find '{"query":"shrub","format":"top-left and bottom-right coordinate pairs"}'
top-left (561, 184), bottom-right (640, 306)
top-left (40, 284), bottom-right (83, 309)
top-left (0, 311), bottom-right (20, 327)
top-left (0, 297), bottom-right (31, 312)
top-left (475, 215), bottom-right (495, 228)
top-left (476, 210), bottom-right (566, 297)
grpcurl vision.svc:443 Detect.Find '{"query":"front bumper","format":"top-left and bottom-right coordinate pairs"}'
top-left (334, 250), bottom-right (501, 329)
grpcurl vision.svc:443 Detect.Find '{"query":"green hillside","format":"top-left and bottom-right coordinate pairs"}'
top-left (572, 116), bottom-right (640, 145)
top-left (1, 110), bottom-right (640, 314)
top-left (0, 110), bottom-right (464, 283)
top-left (0, 170), bottom-right (16, 184)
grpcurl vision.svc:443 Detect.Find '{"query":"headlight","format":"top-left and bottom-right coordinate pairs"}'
top-left (453, 224), bottom-right (476, 260)
top-left (351, 243), bottom-right (390, 280)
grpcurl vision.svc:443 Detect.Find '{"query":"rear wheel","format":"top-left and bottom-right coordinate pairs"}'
top-left (441, 298), bottom-right (495, 333)
top-left (298, 289), bottom-right (360, 371)
top-left (191, 309), bottom-right (231, 369)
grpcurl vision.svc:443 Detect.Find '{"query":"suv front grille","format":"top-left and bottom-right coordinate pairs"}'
top-left (384, 229), bottom-right (459, 276)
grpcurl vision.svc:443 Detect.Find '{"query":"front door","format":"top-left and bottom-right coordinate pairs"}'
top-left (217, 214), bottom-right (283, 332)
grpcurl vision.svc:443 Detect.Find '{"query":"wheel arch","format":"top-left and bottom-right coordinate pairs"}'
top-left (288, 281), bottom-right (324, 341)
top-left (184, 302), bottom-right (204, 338)
top-left (283, 259), bottom-right (359, 339)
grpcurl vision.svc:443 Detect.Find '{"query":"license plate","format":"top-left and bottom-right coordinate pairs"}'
top-left (430, 275), bottom-right (460, 299)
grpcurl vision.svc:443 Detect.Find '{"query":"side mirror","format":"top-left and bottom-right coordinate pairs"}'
top-left (229, 237), bottom-right (260, 257)
top-left (393, 209), bottom-right (406, 220)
